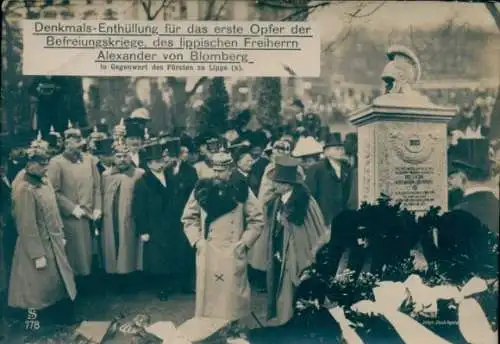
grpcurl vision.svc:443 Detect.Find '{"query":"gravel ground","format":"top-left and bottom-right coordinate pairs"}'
top-left (4, 290), bottom-right (268, 344)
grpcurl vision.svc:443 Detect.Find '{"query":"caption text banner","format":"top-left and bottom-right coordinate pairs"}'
top-left (23, 20), bottom-right (320, 77)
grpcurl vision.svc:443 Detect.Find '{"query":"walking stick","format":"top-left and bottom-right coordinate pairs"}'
top-left (250, 311), bottom-right (265, 328)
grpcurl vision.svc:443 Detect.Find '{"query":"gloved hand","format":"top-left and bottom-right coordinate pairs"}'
top-left (72, 205), bottom-right (85, 219)
top-left (35, 256), bottom-right (47, 270)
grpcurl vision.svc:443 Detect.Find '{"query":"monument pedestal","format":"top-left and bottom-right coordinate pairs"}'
top-left (350, 92), bottom-right (456, 214)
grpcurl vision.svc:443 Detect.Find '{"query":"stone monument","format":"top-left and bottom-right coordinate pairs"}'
top-left (349, 45), bottom-right (456, 214)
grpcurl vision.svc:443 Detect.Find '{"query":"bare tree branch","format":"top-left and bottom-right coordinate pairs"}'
top-left (213, 0), bottom-right (231, 20)
top-left (140, 0), bottom-right (153, 20)
top-left (150, 0), bottom-right (174, 21)
top-left (203, 0), bottom-right (218, 20)
top-left (280, 1), bottom-right (331, 21)
top-left (186, 77), bottom-right (209, 99)
top-left (322, 23), bottom-right (352, 53)
top-left (347, 1), bottom-right (386, 18)
top-left (485, 2), bottom-right (500, 30)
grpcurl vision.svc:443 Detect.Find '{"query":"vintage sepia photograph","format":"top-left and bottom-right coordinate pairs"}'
top-left (0, 0), bottom-right (499, 343)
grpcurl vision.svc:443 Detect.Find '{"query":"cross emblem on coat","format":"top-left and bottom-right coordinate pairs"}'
top-left (215, 273), bottom-right (224, 282)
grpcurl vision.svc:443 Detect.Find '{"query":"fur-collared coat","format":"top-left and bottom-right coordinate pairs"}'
top-left (248, 162), bottom-right (305, 271)
top-left (101, 166), bottom-right (144, 274)
top-left (181, 178), bottom-right (264, 321)
top-left (9, 170), bottom-right (77, 310)
top-left (265, 184), bottom-right (330, 326)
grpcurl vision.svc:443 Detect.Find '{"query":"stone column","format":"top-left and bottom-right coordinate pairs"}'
top-left (349, 46), bottom-right (456, 214)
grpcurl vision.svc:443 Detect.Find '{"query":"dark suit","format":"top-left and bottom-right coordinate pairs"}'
top-left (165, 161), bottom-right (198, 290)
top-left (248, 156), bottom-right (270, 197)
top-left (305, 159), bottom-right (353, 226)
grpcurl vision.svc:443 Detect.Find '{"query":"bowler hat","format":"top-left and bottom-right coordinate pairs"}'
top-left (143, 141), bottom-right (166, 161)
top-left (267, 156), bottom-right (302, 184)
top-left (164, 137), bottom-right (181, 158)
top-left (324, 132), bottom-right (343, 148)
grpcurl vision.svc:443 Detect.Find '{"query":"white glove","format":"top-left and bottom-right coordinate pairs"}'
top-left (35, 256), bottom-right (47, 270)
top-left (72, 206), bottom-right (85, 219)
top-left (92, 209), bottom-right (102, 220)
top-left (62, 238), bottom-right (67, 247)
top-left (140, 234), bottom-right (150, 242)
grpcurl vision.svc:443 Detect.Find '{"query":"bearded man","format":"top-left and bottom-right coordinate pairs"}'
top-left (101, 141), bottom-right (144, 292)
top-left (181, 152), bottom-right (264, 331)
top-left (10, 136), bottom-right (77, 325)
top-left (47, 122), bottom-right (102, 293)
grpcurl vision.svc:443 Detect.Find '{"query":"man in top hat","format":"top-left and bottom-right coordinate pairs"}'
top-left (248, 139), bottom-right (305, 275)
top-left (90, 138), bottom-right (115, 175)
top-left (263, 156), bottom-right (329, 327)
top-left (101, 140), bottom-right (144, 292)
top-left (9, 135), bottom-right (77, 326)
top-left (47, 121), bottom-right (102, 291)
top-left (124, 117), bottom-right (146, 169)
top-left (181, 152), bottom-right (264, 331)
top-left (248, 130), bottom-right (272, 197)
top-left (449, 138), bottom-right (499, 234)
top-left (163, 137), bottom-right (198, 293)
top-left (305, 132), bottom-right (354, 227)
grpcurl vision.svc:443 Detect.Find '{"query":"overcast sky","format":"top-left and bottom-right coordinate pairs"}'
top-left (310, 1), bottom-right (498, 40)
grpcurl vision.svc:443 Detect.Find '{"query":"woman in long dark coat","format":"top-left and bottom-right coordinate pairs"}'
top-left (133, 142), bottom-right (176, 300)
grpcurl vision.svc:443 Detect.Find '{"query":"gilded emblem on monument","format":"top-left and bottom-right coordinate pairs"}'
top-left (389, 131), bottom-right (438, 164)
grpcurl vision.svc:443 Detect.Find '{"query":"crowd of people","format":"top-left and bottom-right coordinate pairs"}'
top-left (0, 98), bottom-right (498, 341)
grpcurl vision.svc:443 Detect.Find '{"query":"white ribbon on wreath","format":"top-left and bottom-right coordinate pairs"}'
top-left (344, 275), bottom-right (498, 344)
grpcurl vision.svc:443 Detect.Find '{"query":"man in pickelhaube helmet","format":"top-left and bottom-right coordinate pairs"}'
top-left (46, 120), bottom-right (102, 294)
top-left (181, 152), bottom-right (264, 337)
top-left (9, 134), bottom-right (77, 325)
top-left (101, 140), bottom-right (144, 293)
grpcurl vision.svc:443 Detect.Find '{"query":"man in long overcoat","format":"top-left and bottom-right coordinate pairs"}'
top-left (265, 156), bottom-right (329, 326)
top-left (102, 141), bottom-right (144, 292)
top-left (47, 124), bottom-right (102, 294)
top-left (9, 138), bottom-right (77, 325)
top-left (305, 133), bottom-right (354, 227)
top-left (249, 139), bottom-right (304, 273)
top-left (163, 137), bottom-right (198, 293)
top-left (181, 152), bottom-right (264, 327)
